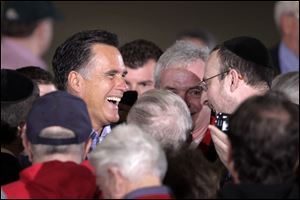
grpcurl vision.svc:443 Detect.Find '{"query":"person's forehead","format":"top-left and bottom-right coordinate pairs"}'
top-left (160, 68), bottom-right (200, 88)
top-left (38, 83), bottom-right (57, 96)
top-left (166, 59), bottom-right (205, 77)
top-left (185, 59), bottom-right (205, 79)
top-left (161, 67), bottom-right (199, 77)
top-left (91, 43), bottom-right (122, 60)
top-left (126, 59), bottom-right (156, 74)
top-left (205, 51), bottom-right (221, 75)
top-left (89, 44), bottom-right (125, 70)
top-left (125, 67), bottom-right (154, 79)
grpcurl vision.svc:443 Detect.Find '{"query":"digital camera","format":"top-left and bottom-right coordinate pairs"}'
top-left (215, 113), bottom-right (230, 134)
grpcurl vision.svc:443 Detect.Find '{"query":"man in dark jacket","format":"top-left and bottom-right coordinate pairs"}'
top-left (219, 91), bottom-right (299, 198)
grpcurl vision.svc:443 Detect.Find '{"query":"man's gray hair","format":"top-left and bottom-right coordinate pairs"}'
top-left (272, 71), bottom-right (299, 105)
top-left (274, 1), bottom-right (299, 29)
top-left (89, 124), bottom-right (167, 182)
top-left (154, 40), bottom-right (209, 88)
top-left (30, 126), bottom-right (85, 163)
top-left (127, 89), bottom-right (193, 150)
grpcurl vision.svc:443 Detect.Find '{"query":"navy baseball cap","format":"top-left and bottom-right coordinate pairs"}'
top-left (26, 91), bottom-right (92, 145)
top-left (2, 1), bottom-right (63, 22)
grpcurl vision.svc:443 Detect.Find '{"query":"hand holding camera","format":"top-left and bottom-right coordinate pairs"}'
top-left (209, 112), bottom-right (230, 168)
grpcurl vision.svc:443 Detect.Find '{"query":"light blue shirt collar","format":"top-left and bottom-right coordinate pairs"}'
top-left (89, 125), bottom-right (112, 152)
top-left (279, 41), bottom-right (299, 73)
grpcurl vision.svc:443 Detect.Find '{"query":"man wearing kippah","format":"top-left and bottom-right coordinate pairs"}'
top-left (1, 69), bottom-right (40, 186)
top-left (199, 36), bottom-right (274, 168)
top-left (1, 1), bottom-right (62, 71)
top-left (1, 91), bottom-right (98, 198)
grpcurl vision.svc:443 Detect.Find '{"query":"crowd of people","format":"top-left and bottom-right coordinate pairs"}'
top-left (1, 1), bottom-right (299, 199)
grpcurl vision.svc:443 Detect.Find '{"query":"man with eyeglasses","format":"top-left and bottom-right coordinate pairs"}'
top-left (154, 40), bottom-right (216, 161)
top-left (201, 36), bottom-right (274, 168)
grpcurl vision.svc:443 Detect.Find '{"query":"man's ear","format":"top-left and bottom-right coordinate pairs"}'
top-left (20, 130), bottom-right (33, 163)
top-left (33, 20), bottom-right (45, 39)
top-left (227, 69), bottom-right (241, 93)
top-left (83, 138), bottom-right (92, 160)
top-left (18, 122), bottom-right (26, 137)
top-left (67, 71), bottom-right (84, 94)
top-left (107, 166), bottom-right (127, 199)
top-left (227, 143), bottom-right (240, 184)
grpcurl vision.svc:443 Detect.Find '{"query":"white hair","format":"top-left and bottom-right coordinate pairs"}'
top-left (127, 89), bottom-right (193, 150)
top-left (274, 1), bottom-right (299, 29)
top-left (272, 71), bottom-right (299, 105)
top-left (154, 40), bottom-right (209, 88)
top-left (89, 124), bottom-right (167, 182)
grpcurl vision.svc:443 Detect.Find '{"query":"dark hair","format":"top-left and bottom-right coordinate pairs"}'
top-left (16, 66), bottom-right (55, 85)
top-left (212, 45), bottom-right (274, 88)
top-left (1, 81), bottom-right (39, 125)
top-left (177, 29), bottom-right (217, 50)
top-left (120, 39), bottom-right (162, 69)
top-left (52, 29), bottom-right (119, 90)
top-left (163, 147), bottom-right (220, 199)
top-left (1, 20), bottom-right (38, 37)
top-left (229, 91), bottom-right (299, 184)
top-left (1, 120), bottom-right (18, 145)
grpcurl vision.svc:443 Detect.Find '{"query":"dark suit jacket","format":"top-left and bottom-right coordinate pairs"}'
top-left (1, 152), bottom-right (21, 185)
top-left (218, 183), bottom-right (299, 199)
top-left (270, 44), bottom-right (282, 76)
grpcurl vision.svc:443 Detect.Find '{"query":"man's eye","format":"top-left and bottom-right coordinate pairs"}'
top-left (107, 73), bottom-right (115, 77)
top-left (192, 89), bottom-right (202, 95)
top-left (106, 72), bottom-right (118, 79)
top-left (188, 89), bottom-right (202, 97)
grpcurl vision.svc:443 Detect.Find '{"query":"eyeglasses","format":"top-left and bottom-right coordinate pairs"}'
top-left (198, 70), bottom-right (230, 91)
top-left (168, 86), bottom-right (204, 99)
top-left (186, 86), bottom-right (203, 98)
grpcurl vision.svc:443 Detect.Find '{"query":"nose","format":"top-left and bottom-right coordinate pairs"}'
top-left (183, 93), bottom-right (192, 108)
top-left (129, 84), bottom-right (137, 92)
top-left (177, 92), bottom-right (191, 108)
top-left (175, 92), bottom-right (185, 103)
top-left (116, 75), bottom-right (129, 92)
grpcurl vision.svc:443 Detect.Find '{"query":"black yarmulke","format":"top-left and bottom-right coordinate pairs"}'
top-left (223, 36), bottom-right (273, 69)
top-left (1, 69), bottom-right (34, 103)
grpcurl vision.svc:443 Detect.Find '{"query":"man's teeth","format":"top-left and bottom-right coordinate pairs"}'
top-left (107, 97), bottom-right (121, 104)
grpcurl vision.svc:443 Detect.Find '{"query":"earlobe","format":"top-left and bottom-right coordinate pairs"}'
top-left (67, 71), bottom-right (83, 94)
top-left (18, 122), bottom-right (26, 137)
top-left (108, 166), bottom-right (127, 199)
top-left (83, 139), bottom-right (92, 160)
top-left (21, 134), bottom-right (33, 163)
top-left (229, 70), bottom-right (239, 92)
top-left (34, 20), bottom-right (50, 42)
top-left (33, 21), bottom-right (44, 38)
